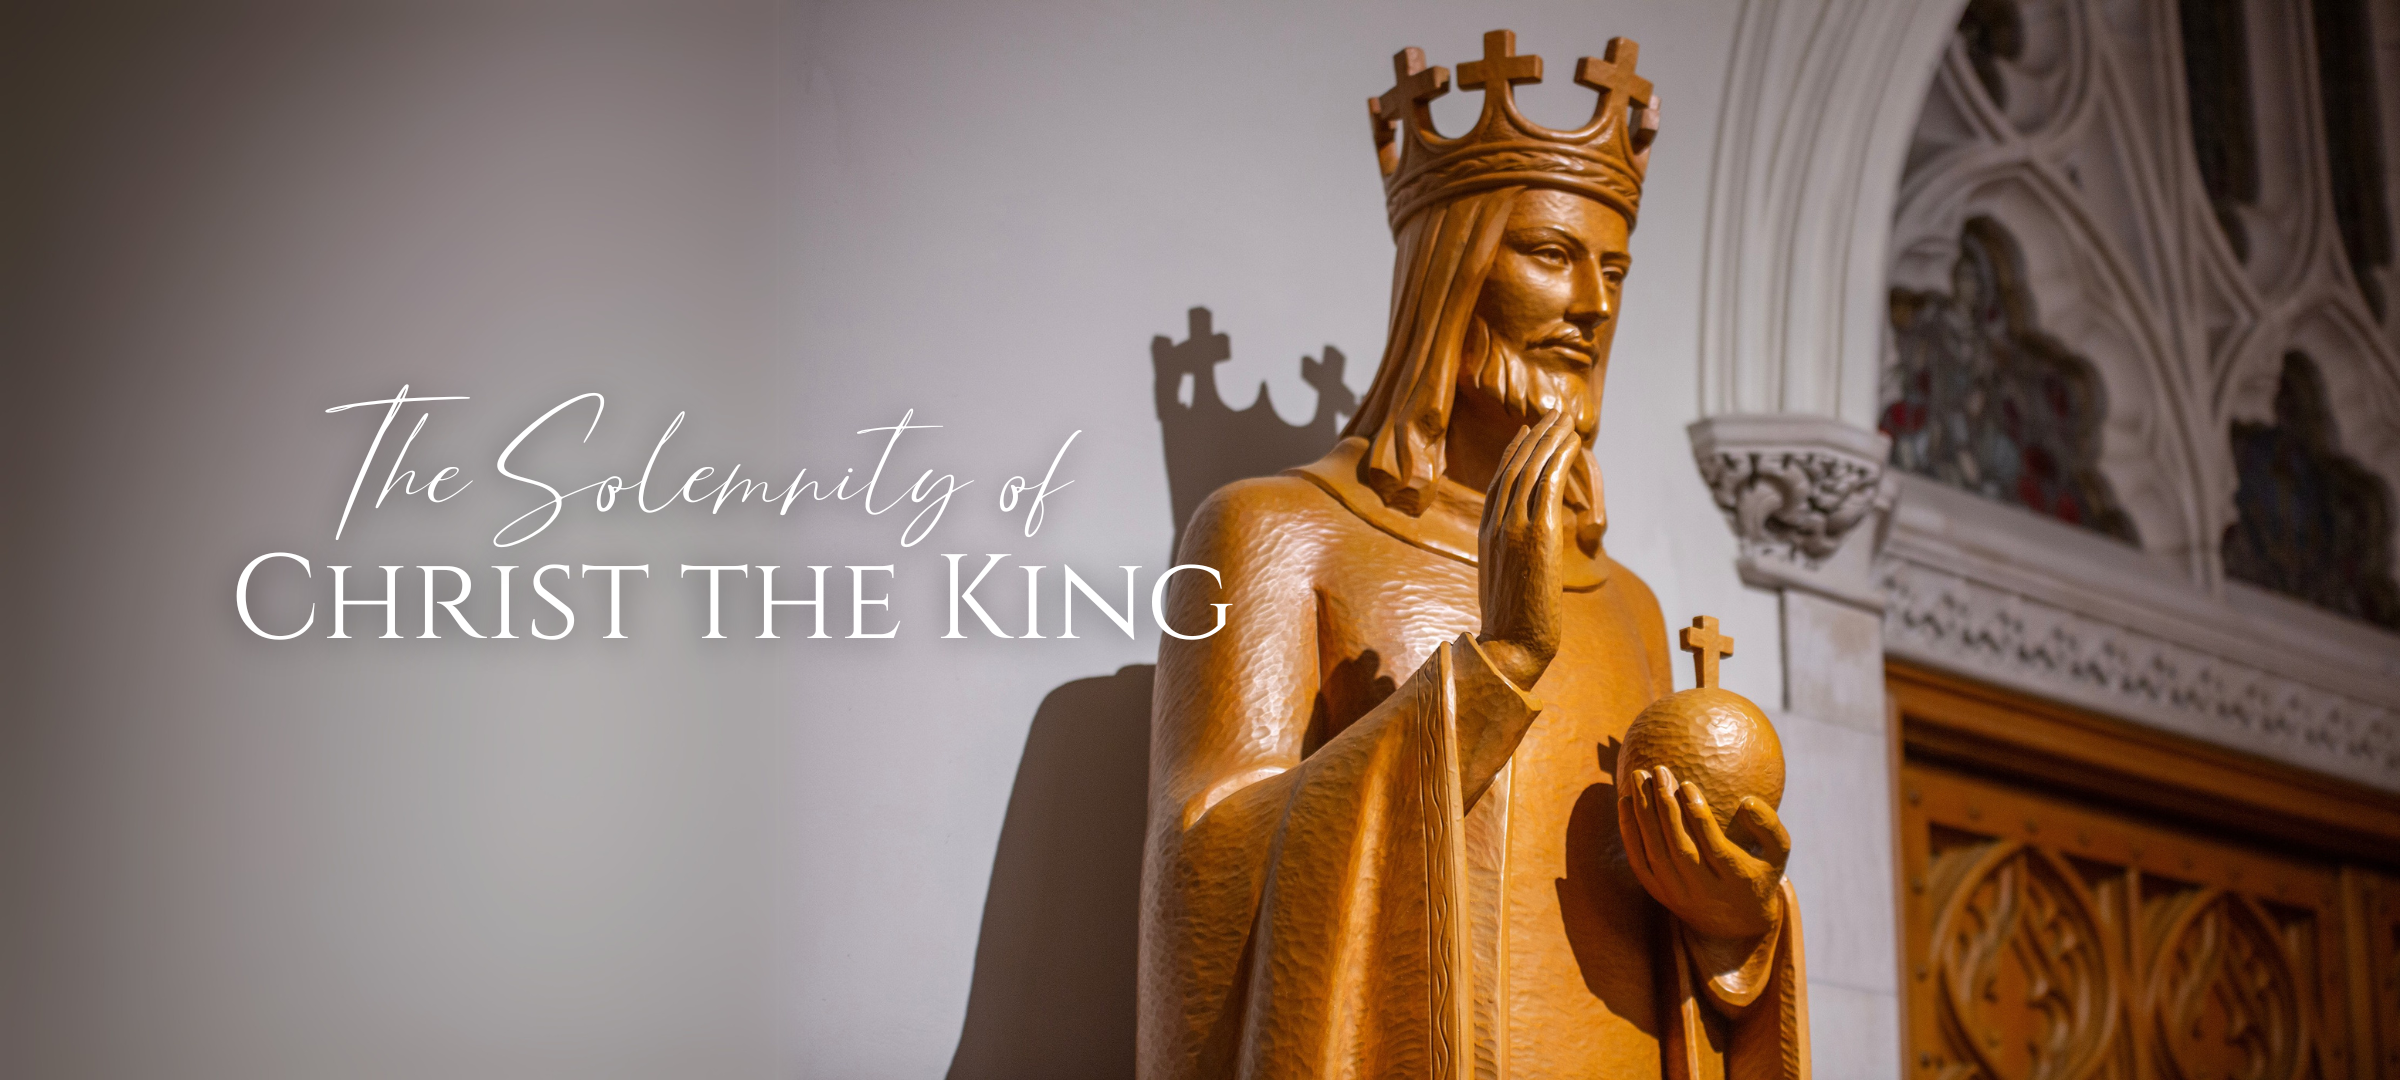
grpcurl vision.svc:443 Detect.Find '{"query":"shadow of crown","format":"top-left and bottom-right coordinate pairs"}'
top-left (1151, 307), bottom-right (1357, 561)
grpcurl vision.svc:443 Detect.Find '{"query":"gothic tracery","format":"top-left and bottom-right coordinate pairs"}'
top-left (1886, 0), bottom-right (2400, 629)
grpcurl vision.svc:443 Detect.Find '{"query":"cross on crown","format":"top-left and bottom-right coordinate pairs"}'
top-left (1373, 29), bottom-right (1652, 146)
top-left (1577, 38), bottom-right (1658, 153)
top-left (1368, 47), bottom-right (1447, 169)
top-left (1366, 29), bottom-right (1662, 231)
top-left (1459, 29), bottom-right (1541, 95)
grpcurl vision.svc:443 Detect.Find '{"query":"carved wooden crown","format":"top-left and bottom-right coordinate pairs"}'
top-left (1370, 30), bottom-right (1659, 233)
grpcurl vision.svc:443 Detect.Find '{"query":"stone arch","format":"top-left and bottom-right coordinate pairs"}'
top-left (1696, 0), bottom-right (1974, 426)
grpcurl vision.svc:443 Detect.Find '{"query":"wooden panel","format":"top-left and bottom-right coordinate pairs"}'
top-left (1891, 664), bottom-right (2400, 1079)
top-left (2340, 869), bottom-right (2400, 1078)
top-left (1901, 761), bottom-right (2353, 1078)
top-left (1890, 663), bottom-right (2400, 865)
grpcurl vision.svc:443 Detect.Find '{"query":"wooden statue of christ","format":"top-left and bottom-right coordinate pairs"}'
top-left (1139, 31), bottom-right (1808, 1080)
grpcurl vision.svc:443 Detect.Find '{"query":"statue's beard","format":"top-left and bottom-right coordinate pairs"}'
top-left (1459, 318), bottom-right (1597, 437)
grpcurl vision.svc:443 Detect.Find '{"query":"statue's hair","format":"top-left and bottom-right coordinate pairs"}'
top-left (1342, 186), bottom-right (1524, 514)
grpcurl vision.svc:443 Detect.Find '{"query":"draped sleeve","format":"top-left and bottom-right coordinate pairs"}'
top-left (1664, 879), bottom-right (1811, 1080)
top-left (1136, 474), bottom-right (1810, 1080)
top-left (1137, 478), bottom-right (1537, 1080)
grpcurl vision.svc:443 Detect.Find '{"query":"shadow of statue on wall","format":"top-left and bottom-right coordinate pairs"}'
top-left (944, 665), bottom-right (1155, 1080)
top-left (945, 308), bottom-right (1353, 1080)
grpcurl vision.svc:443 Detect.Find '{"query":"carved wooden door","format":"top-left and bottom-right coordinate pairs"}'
top-left (1900, 762), bottom-right (2400, 1080)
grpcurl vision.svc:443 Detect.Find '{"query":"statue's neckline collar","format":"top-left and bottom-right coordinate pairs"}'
top-left (1288, 437), bottom-right (1610, 590)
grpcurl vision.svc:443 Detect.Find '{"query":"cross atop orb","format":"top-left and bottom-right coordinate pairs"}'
top-left (1679, 615), bottom-right (1735, 690)
top-left (1459, 29), bottom-right (1542, 94)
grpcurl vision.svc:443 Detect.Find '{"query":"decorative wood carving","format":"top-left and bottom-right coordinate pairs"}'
top-left (1895, 666), bottom-right (2400, 1080)
top-left (2145, 890), bottom-right (2305, 1080)
top-left (2339, 869), bottom-right (2400, 1077)
top-left (1904, 763), bottom-right (2348, 1080)
top-left (1926, 838), bottom-right (2118, 1079)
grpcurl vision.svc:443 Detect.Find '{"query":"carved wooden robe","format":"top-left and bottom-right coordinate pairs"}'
top-left (1138, 438), bottom-right (1808, 1080)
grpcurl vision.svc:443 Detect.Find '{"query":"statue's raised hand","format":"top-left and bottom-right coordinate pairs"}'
top-left (1475, 410), bottom-right (1578, 690)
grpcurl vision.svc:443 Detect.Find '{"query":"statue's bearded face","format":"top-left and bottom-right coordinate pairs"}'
top-left (1457, 189), bottom-right (1630, 440)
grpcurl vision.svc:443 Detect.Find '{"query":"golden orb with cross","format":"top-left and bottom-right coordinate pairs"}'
top-left (1614, 615), bottom-right (1786, 830)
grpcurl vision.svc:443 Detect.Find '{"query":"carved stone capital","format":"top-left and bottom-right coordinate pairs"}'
top-left (1687, 414), bottom-right (1899, 610)
top-left (1696, 448), bottom-right (1890, 565)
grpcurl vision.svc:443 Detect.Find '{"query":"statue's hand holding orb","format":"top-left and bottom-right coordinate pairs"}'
top-left (1616, 619), bottom-right (1792, 941)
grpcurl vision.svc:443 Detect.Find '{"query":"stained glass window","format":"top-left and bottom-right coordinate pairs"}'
top-left (2178, 0), bottom-right (2260, 262)
top-left (2221, 354), bottom-right (2400, 629)
top-left (1883, 218), bottom-right (2139, 542)
top-left (1957, 0), bottom-right (2023, 108)
top-left (2312, 0), bottom-right (2393, 319)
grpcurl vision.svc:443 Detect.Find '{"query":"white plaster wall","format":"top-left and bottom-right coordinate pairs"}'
top-left (0, 3), bottom-right (1869, 1077)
